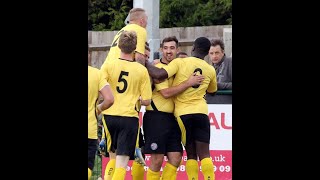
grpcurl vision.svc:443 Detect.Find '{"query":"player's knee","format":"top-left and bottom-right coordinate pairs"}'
top-left (168, 159), bottom-right (181, 167)
top-left (153, 159), bottom-right (163, 169)
top-left (168, 153), bottom-right (182, 167)
top-left (150, 154), bottom-right (164, 169)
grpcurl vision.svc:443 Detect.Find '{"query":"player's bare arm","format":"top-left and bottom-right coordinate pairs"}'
top-left (145, 60), bottom-right (168, 80)
top-left (135, 52), bottom-right (146, 65)
top-left (97, 85), bottom-right (114, 115)
top-left (159, 73), bottom-right (204, 99)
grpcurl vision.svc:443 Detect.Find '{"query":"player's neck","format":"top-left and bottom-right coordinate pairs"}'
top-left (160, 58), bottom-right (169, 65)
top-left (192, 52), bottom-right (205, 60)
top-left (119, 53), bottom-right (134, 61)
top-left (129, 21), bottom-right (142, 28)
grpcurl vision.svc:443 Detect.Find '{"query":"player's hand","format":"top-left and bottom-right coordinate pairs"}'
top-left (134, 148), bottom-right (146, 166)
top-left (153, 59), bottom-right (160, 65)
top-left (96, 105), bottom-right (102, 115)
top-left (187, 73), bottom-right (205, 87)
top-left (135, 53), bottom-right (146, 66)
top-left (99, 139), bottom-right (106, 156)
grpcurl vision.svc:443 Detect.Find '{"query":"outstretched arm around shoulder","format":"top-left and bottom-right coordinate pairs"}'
top-left (159, 73), bottom-right (205, 98)
top-left (145, 60), bottom-right (168, 80)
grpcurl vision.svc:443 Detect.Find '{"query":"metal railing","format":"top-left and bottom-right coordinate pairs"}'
top-left (206, 90), bottom-right (232, 104)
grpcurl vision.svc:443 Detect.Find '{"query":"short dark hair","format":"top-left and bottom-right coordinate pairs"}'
top-left (161, 36), bottom-right (179, 48)
top-left (211, 38), bottom-right (225, 51)
top-left (177, 51), bottom-right (188, 56)
top-left (194, 37), bottom-right (211, 55)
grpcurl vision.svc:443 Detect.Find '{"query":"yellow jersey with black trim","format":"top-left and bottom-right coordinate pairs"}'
top-left (163, 57), bottom-right (217, 116)
top-left (146, 62), bottom-right (174, 113)
top-left (88, 66), bottom-right (109, 139)
top-left (100, 24), bottom-right (147, 71)
top-left (100, 58), bottom-right (152, 118)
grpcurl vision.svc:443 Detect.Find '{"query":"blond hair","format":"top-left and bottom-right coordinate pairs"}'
top-left (118, 31), bottom-right (137, 54)
top-left (129, 8), bottom-right (146, 21)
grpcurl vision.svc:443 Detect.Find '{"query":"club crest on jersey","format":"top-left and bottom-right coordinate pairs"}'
top-left (151, 143), bottom-right (158, 150)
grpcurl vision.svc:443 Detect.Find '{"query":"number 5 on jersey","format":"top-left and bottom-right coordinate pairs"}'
top-left (117, 71), bottom-right (129, 93)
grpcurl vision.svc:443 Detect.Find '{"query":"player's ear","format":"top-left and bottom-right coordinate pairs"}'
top-left (191, 45), bottom-right (195, 52)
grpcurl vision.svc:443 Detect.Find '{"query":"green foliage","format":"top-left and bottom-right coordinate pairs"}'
top-left (160, 0), bottom-right (232, 28)
top-left (88, 0), bottom-right (231, 30)
top-left (106, 2), bottom-right (131, 31)
top-left (88, 0), bottom-right (132, 31)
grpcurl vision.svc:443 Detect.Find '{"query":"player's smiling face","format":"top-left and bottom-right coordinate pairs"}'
top-left (162, 41), bottom-right (178, 62)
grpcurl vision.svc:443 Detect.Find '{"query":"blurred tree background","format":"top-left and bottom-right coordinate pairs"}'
top-left (88, 0), bottom-right (232, 31)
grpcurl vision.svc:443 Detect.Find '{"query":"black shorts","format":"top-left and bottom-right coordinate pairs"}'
top-left (88, 139), bottom-right (98, 170)
top-left (129, 127), bottom-right (145, 160)
top-left (103, 115), bottom-right (139, 158)
top-left (143, 110), bottom-right (183, 154)
top-left (177, 113), bottom-right (210, 146)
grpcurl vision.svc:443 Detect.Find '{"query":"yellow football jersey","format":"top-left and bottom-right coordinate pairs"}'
top-left (163, 57), bottom-right (217, 116)
top-left (100, 59), bottom-right (152, 118)
top-left (100, 24), bottom-right (147, 71)
top-left (146, 62), bottom-right (174, 113)
top-left (88, 66), bottom-right (109, 139)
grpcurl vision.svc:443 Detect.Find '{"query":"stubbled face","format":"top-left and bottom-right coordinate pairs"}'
top-left (209, 45), bottom-right (224, 64)
top-left (162, 41), bottom-right (178, 62)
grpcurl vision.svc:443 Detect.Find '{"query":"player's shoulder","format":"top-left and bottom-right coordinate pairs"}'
top-left (131, 23), bottom-right (146, 31)
top-left (125, 62), bottom-right (147, 79)
top-left (88, 65), bottom-right (99, 73)
top-left (125, 24), bottom-right (146, 34)
top-left (132, 62), bottom-right (149, 74)
top-left (88, 66), bottom-right (101, 80)
top-left (170, 57), bottom-right (185, 64)
top-left (134, 61), bottom-right (148, 70)
top-left (203, 61), bottom-right (215, 71)
top-left (155, 61), bottom-right (167, 68)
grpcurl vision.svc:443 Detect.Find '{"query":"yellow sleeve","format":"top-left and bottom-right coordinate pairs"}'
top-left (155, 79), bottom-right (169, 91)
top-left (207, 66), bottom-right (218, 93)
top-left (162, 58), bottom-right (181, 78)
top-left (98, 70), bottom-right (109, 90)
top-left (135, 28), bottom-right (147, 54)
top-left (100, 61), bottom-right (107, 75)
top-left (99, 61), bottom-right (111, 82)
top-left (140, 69), bottom-right (152, 100)
top-left (154, 63), bottom-right (169, 90)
